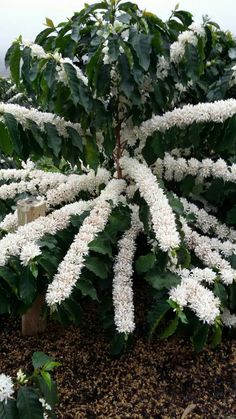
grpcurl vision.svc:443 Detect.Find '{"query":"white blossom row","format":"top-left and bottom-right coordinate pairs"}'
top-left (112, 205), bottom-right (142, 334)
top-left (46, 179), bottom-right (126, 305)
top-left (120, 156), bottom-right (180, 251)
top-left (180, 196), bottom-right (236, 242)
top-left (169, 272), bottom-right (220, 324)
top-left (181, 217), bottom-right (236, 285)
top-left (153, 153), bottom-right (236, 183)
top-left (122, 99), bottom-right (236, 149)
top-left (0, 102), bottom-right (83, 138)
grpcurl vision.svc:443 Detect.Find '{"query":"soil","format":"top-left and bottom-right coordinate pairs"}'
top-left (0, 309), bottom-right (235, 419)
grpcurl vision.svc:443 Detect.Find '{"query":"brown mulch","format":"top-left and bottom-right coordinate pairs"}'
top-left (0, 309), bottom-right (235, 419)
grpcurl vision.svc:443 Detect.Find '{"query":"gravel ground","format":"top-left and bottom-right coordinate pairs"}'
top-left (0, 309), bottom-right (235, 419)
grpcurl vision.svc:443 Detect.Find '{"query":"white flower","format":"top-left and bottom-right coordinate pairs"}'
top-left (113, 206), bottom-right (142, 333)
top-left (128, 99), bottom-right (236, 152)
top-left (39, 398), bottom-right (52, 411)
top-left (120, 157), bottom-right (180, 251)
top-left (156, 56), bottom-right (169, 80)
top-left (169, 274), bottom-right (220, 324)
top-left (221, 308), bottom-right (236, 328)
top-left (0, 200), bottom-right (93, 266)
top-left (46, 179), bottom-right (125, 305)
top-left (0, 102), bottom-right (83, 138)
top-left (16, 369), bottom-right (28, 384)
top-left (0, 374), bottom-right (14, 403)
top-left (20, 243), bottom-right (42, 266)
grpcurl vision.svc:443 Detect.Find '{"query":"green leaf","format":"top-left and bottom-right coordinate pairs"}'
top-left (0, 266), bottom-right (18, 292)
top-left (185, 43), bottom-right (202, 80)
top-left (168, 194), bottom-right (184, 215)
top-left (0, 400), bottom-right (18, 419)
top-left (130, 33), bottom-right (152, 71)
top-left (192, 323), bottom-right (209, 352)
top-left (211, 324), bottom-right (222, 348)
top-left (63, 63), bottom-right (91, 111)
top-left (4, 113), bottom-right (22, 156)
top-left (160, 315), bottom-right (179, 339)
top-left (135, 253), bottom-right (156, 273)
top-left (108, 38), bottom-right (120, 62)
top-left (214, 282), bottom-right (228, 305)
top-left (17, 387), bottom-right (44, 419)
top-left (0, 122), bottom-right (13, 155)
top-left (223, 115), bottom-right (236, 153)
top-left (45, 122), bottom-right (62, 157)
top-left (41, 371), bottom-right (52, 390)
top-left (226, 206), bottom-right (236, 226)
top-left (9, 42), bottom-right (21, 85)
top-left (63, 299), bottom-right (83, 327)
top-left (38, 254), bottom-right (59, 276)
top-left (19, 267), bottom-right (37, 306)
top-left (71, 21), bottom-right (81, 42)
top-left (147, 301), bottom-right (170, 339)
top-left (111, 333), bottom-right (127, 356)
top-left (44, 59), bottom-right (57, 88)
top-left (66, 126), bottom-right (83, 152)
top-left (77, 277), bottom-right (98, 300)
top-left (146, 270), bottom-right (181, 290)
top-left (173, 10), bottom-right (193, 26)
top-left (89, 238), bottom-right (112, 257)
top-left (85, 256), bottom-right (108, 279)
top-left (63, 62), bottom-right (80, 104)
top-left (26, 119), bottom-right (44, 149)
top-left (84, 137), bottom-right (99, 170)
top-left (32, 352), bottom-right (54, 369)
top-left (43, 361), bottom-right (61, 371)
top-left (37, 376), bottom-right (58, 408)
top-left (107, 206), bottom-right (131, 235)
top-left (176, 246), bottom-right (191, 269)
top-left (45, 17), bottom-right (55, 28)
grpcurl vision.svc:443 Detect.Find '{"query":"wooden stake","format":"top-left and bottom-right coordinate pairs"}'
top-left (17, 197), bottom-right (47, 336)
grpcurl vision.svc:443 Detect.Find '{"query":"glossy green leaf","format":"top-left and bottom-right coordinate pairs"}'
top-left (4, 113), bottom-right (22, 156)
top-left (135, 253), bottom-right (156, 273)
top-left (45, 122), bottom-right (62, 157)
top-left (0, 400), bottom-right (18, 419)
top-left (17, 387), bottom-right (44, 419)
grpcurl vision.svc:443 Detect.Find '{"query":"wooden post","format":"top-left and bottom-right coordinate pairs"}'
top-left (17, 197), bottom-right (47, 336)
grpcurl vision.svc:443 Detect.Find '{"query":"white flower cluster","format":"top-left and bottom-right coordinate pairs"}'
top-left (22, 41), bottom-right (88, 86)
top-left (180, 197), bottom-right (236, 242)
top-left (0, 211), bottom-right (18, 232)
top-left (156, 56), bottom-right (170, 80)
top-left (0, 168), bottom-right (110, 233)
top-left (102, 40), bottom-right (112, 65)
top-left (57, 57), bottom-right (88, 87)
top-left (39, 397), bottom-right (52, 418)
top-left (170, 23), bottom-right (204, 64)
top-left (169, 273), bottom-right (220, 324)
top-left (20, 243), bottom-right (42, 266)
top-left (0, 200), bottom-right (94, 266)
top-left (124, 99), bottom-right (236, 150)
top-left (181, 218), bottom-right (236, 284)
top-left (46, 179), bottom-right (126, 305)
top-left (0, 165), bottom-right (110, 205)
top-left (113, 206), bottom-right (142, 333)
top-left (221, 308), bottom-right (236, 328)
top-left (153, 153), bottom-right (236, 184)
top-left (0, 103), bottom-right (83, 138)
top-left (46, 168), bottom-right (110, 206)
top-left (0, 374), bottom-right (14, 403)
top-left (120, 157), bottom-right (180, 251)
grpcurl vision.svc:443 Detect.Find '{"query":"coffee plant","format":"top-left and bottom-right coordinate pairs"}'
top-left (0, 0), bottom-right (236, 352)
